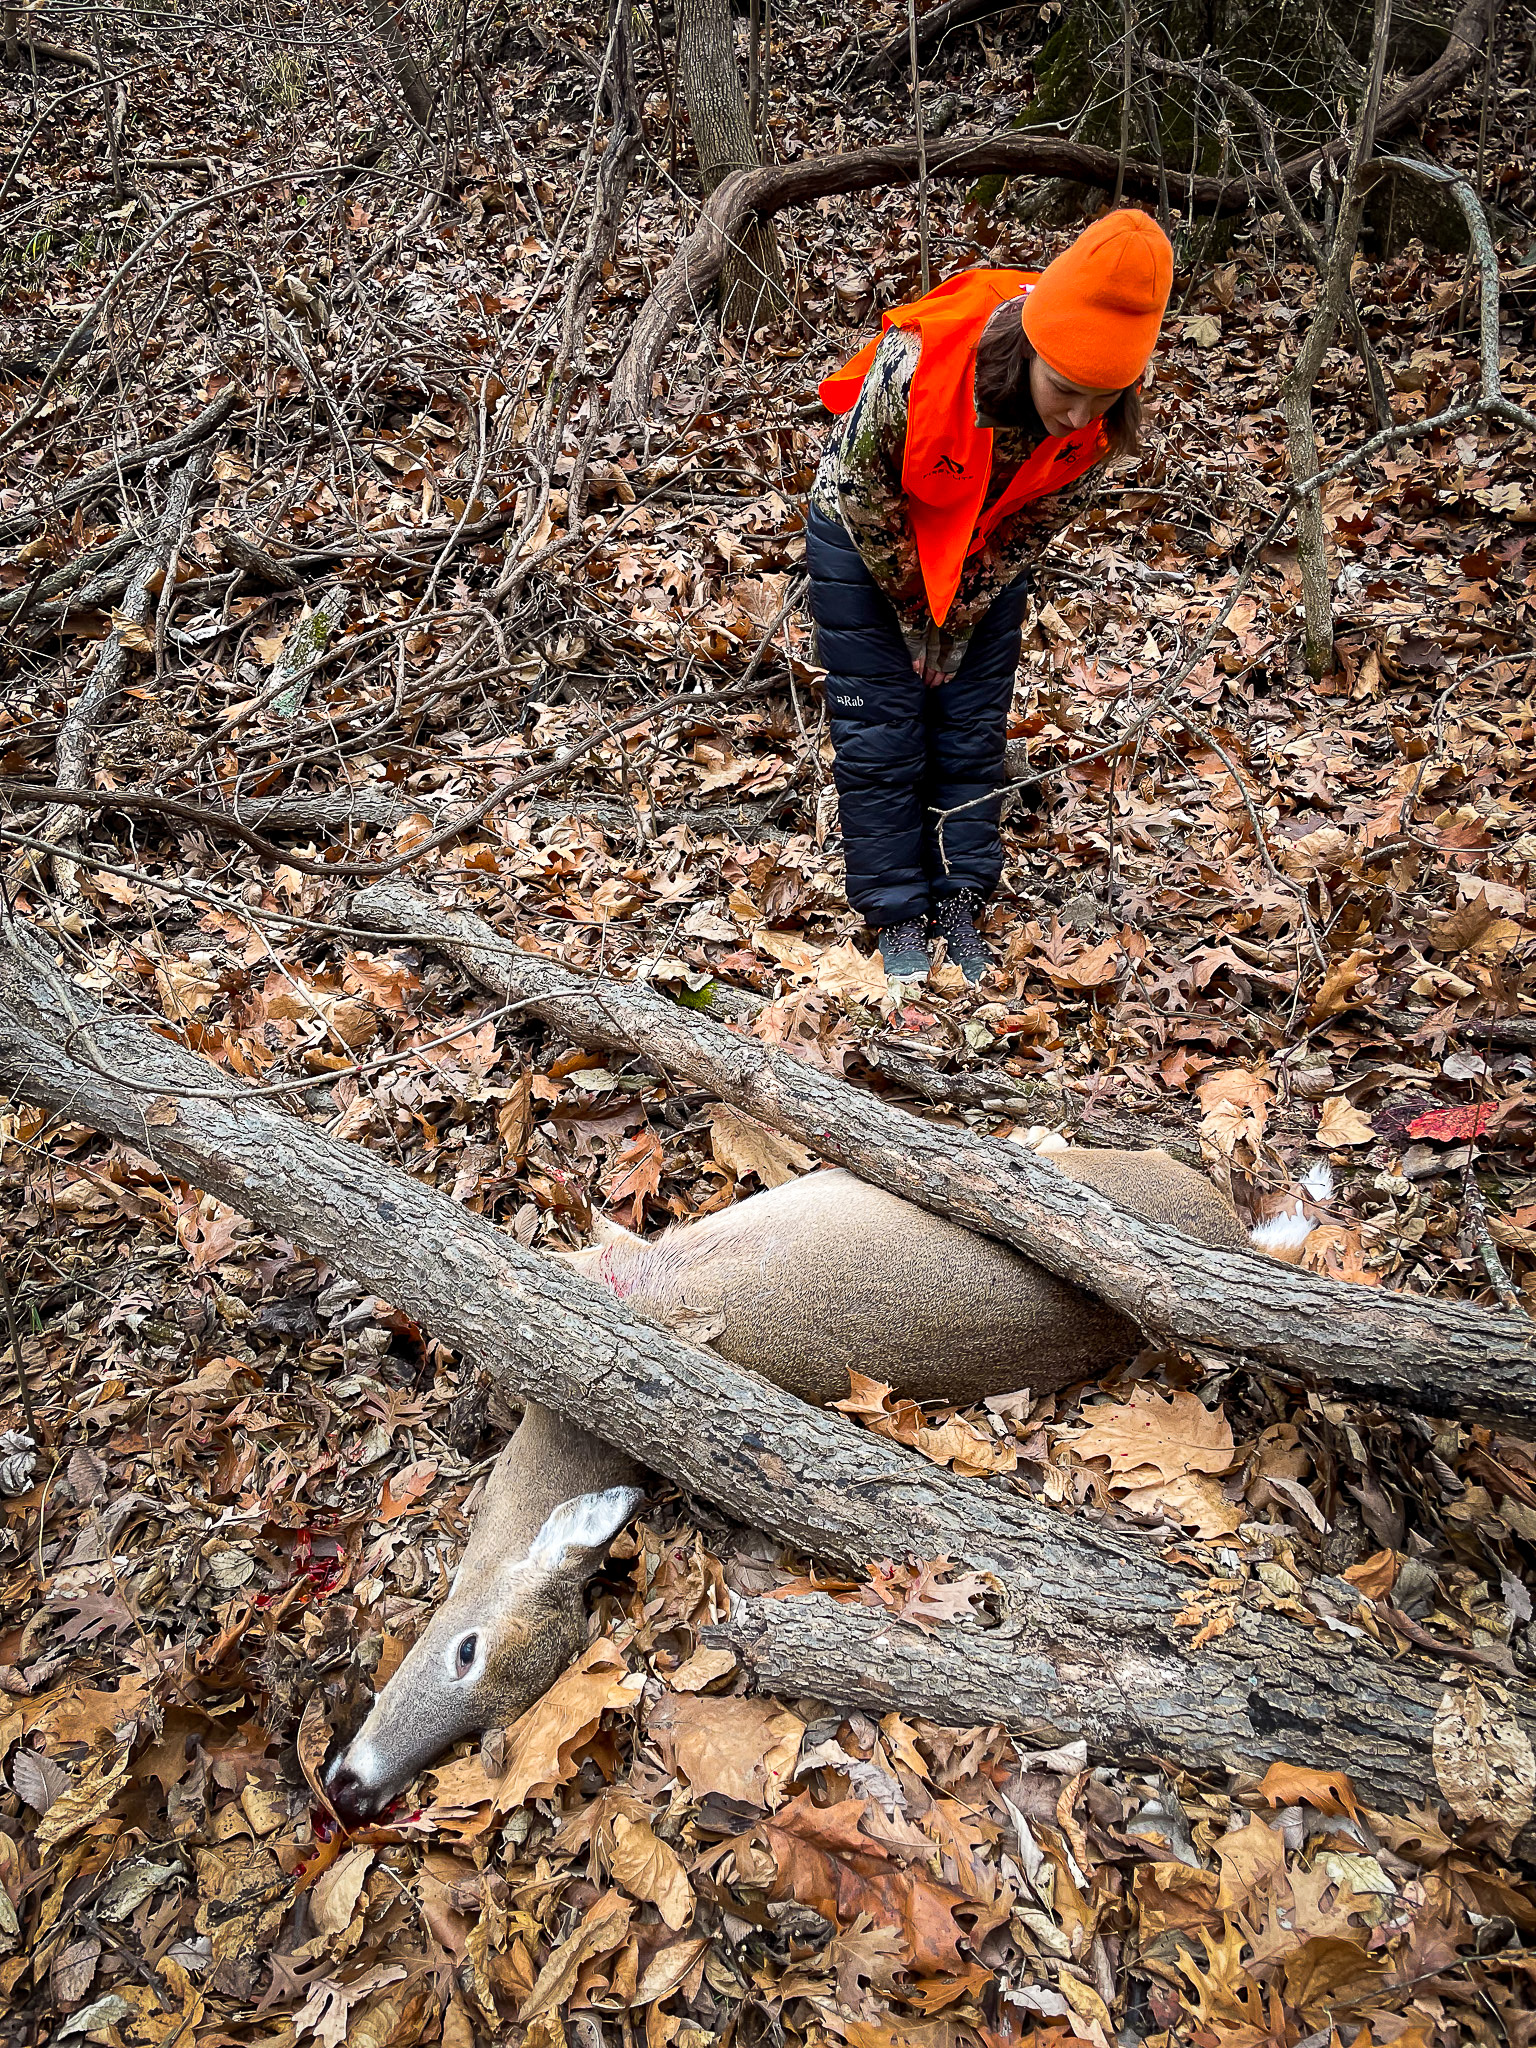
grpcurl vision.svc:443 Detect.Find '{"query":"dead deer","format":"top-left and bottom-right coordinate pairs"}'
top-left (324, 1148), bottom-right (1252, 1822)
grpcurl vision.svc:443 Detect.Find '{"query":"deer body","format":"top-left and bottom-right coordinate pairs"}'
top-left (326, 1149), bottom-right (1249, 1821)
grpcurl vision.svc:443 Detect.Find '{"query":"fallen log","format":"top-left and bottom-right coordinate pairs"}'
top-left (713, 1585), bottom-right (1514, 1824)
top-left (349, 883), bottom-right (1536, 1422)
top-left (0, 908), bottom-right (1526, 1816)
top-left (606, 0), bottom-right (1490, 424)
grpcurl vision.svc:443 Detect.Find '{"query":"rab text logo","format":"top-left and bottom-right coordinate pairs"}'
top-left (927, 454), bottom-right (966, 477)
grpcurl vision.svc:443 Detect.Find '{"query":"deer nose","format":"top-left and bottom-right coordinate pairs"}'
top-left (323, 1747), bottom-right (389, 1827)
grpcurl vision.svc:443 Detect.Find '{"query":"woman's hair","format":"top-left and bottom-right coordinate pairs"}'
top-left (973, 296), bottom-right (1143, 458)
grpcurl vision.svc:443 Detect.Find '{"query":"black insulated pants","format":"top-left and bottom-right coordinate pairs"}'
top-left (806, 504), bottom-right (1030, 929)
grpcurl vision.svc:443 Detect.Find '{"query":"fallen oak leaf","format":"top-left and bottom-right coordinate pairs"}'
top-left (1070, 1385), bottom-right (1236, 1484)
top-left (859, 1556), bottom-right (994, 1634)
top-left (1196, 1067), bottom-right (1273, 1157)
top-left (423, 1639), bottom-right (643, 1824)
top-left (377, 1459), bottom-right (437, 1524)
top-left (291, 1965), bottom-right (409, 2048)
top-left (833, 1372), bottom-right (1017, 1475)
top-left (707, 1103), bottom-right (816, 1189)
top-left (1306, 947), bottom-right (1375, 1026)
top-left (648, 1691), bottom-right (803, 1808)
top-left (1316, 1096), bottom-right (1376, 1147)
top-left (1132, 1861), bottom-right (1222, 1938)
top-left (1301, 1223), bottom-right (1380, 1285)
top-left (1116, 1469), bottom-right (1244, 1538)
top-left (758, 1791), bottom-right (971, 1974)
top-left (1282, 1935), bottom-right (1388, 2021)
top-left (1260, 1759), bottom-right (1360, 1821)
top-left (603, 1125), bottom-right (665, 1221)
top-left (814, 936), bottom-right (890, 1006)
top-left (1214, 1815), bottom-right (1291, 1916)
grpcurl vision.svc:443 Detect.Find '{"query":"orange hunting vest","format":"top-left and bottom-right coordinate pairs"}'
top-left (819, 268), bottom-right (1110, 627)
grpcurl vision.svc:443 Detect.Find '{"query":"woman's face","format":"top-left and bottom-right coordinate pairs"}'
top-left (1029, 353), bottom-right (1122, 439)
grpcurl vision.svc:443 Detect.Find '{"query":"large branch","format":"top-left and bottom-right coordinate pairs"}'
top-left (350, 883), bottom-right (1536, 1421)
top-left (605, 0), bottom-right (1491, 423)
top-left (607, 136), bottom-right (1208, 422)
top-left (0, 911), bottom-right (1526, 1817)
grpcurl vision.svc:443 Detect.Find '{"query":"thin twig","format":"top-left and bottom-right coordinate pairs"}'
top-left (907, 0), bottom-right (931, 294)
top-left (1461, 1157), bottom-right (1524, 1314)
top-left (2, 578), bottom-right (807, 886)
top-left (0, 1259), bottom-right (36, 1444)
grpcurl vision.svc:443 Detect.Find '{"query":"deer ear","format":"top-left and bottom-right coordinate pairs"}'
top-left (527, 1486), bottom-right (643, 1571)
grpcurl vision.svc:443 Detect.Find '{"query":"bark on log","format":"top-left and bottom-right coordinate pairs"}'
top-left (713, 1585), bottom-right (1524, 1827)
top-left (605, 0), bottom-right (1491, 423)
top-left (350, 883), bottom-right (1536, 1421)
top-left (0, 909), bottom-right (1527, 1818)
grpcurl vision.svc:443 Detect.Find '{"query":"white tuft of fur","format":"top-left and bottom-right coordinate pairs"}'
top-left (1301, 1160), bottom-right (1336, 1201)
top-left (1250, 1210), bottom-right (1316, 1257)
top-left (526, 1486), bottom-right (644, 1572)
top-left (590, 1214), bottom-right (642, 1249)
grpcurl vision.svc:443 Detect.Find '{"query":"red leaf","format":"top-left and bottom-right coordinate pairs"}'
top-left (1406, 1102), bottom-right (1493, 1142)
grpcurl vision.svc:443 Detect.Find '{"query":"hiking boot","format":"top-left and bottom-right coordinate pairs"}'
top-left (930, 891), bottom-right (993, 985)
top-left (876, 916), bottom-right (932, 984)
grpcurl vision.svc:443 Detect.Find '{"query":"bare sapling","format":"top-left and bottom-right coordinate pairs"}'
top-left (1280, 0), bottom-right (1393, 676)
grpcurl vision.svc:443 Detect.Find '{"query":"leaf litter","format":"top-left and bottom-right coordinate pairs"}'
top-left (2, 0), bottom-right (1535, 2039)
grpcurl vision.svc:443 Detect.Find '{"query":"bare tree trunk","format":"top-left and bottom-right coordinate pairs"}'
top-left (674, 0), bottom-right (787, 330)
top-left (604, 0), bottom-right (1492, 428)
top-left (365, 0), bottom-right (434, 130)
top-left (1280, 0), bottom-right (1393, 677)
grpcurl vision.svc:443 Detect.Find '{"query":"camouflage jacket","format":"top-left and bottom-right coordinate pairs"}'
top-left (809, 325), bottom-right (1100, 677)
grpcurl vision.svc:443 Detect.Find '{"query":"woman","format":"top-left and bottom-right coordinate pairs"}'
top-left (808, 209), bottom-right (1174, 984)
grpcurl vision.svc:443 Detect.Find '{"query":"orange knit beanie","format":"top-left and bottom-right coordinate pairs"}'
top-left (1021, 210), bottom-right (1174, 391)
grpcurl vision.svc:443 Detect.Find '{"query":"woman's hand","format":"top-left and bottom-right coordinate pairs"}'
top-left (911, 656), bottom-right (947, 689)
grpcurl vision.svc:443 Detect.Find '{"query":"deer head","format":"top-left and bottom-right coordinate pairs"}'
top-left (324, 1407), bottom-right (643, 1825)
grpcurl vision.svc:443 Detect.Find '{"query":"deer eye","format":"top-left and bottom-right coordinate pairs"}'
top-left (455, 1633), bottom-right (478, 1676)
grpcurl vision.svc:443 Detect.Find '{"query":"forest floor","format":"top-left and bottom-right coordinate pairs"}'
top-left (2, 1), bottom-right (1536, 2045)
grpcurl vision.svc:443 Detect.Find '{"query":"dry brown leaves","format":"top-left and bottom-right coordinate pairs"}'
top-left (4, 6), bottom-right (1536, 2045)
